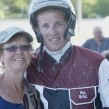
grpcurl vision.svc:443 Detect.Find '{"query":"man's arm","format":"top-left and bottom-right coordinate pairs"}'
top-left (101, 50), bottom-right (109, 57)
top-left (99, 59), bottom-right (109, 107)
top-left (101, 38), bottom-right (109, 57)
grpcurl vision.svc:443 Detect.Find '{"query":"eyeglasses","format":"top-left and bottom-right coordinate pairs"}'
top-left (2, 44), bottom-right (31, 52)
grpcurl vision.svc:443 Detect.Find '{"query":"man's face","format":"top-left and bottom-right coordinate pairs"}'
top-left (93, 27), bottom-right (103, 41)
top-left (36, 9), bottom-right (68, 51)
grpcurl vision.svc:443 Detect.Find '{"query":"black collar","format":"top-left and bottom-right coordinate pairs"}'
top-left (45, 45), bottom-right (73, 63)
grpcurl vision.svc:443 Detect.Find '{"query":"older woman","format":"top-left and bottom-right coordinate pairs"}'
top-left (0, 26), bottom-right (33, 109)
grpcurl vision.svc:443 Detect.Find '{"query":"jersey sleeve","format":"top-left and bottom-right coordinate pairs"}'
top-left (98, 59), bottom-right (109, 107)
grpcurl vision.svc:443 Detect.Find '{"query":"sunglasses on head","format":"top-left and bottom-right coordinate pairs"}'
top-left (2, 44), bottom-right (31, 52)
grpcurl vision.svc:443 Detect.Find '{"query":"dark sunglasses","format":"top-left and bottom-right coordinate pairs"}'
top-left (2, 44), bottom-right (31, 52)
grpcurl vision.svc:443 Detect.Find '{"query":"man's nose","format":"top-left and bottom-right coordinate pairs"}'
top-left (49, 25), bottom-right (58, 36)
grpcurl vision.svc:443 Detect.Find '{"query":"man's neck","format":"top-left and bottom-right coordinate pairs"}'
top-left (45, 41), bottom-right (71, 63)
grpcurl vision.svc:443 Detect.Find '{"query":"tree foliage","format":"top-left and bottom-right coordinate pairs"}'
top-left (0, 0), bottom-right (29, 18)
top-left (82, 0), bottom-right (109, 18)
top-left (0, 0), bottom-right (109, 19)
top-left (72, 0), bottom-right (109, 18)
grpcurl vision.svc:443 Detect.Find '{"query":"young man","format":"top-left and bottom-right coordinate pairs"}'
top-left (27, 0), bottom-right (109, 109)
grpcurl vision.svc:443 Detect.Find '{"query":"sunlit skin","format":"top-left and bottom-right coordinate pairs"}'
top-left (0, 36), bottom-right (32, 104)
top-left (1, 37), bottom-right (32, 74)
top-left (36, 9), bottom-right (68, 51)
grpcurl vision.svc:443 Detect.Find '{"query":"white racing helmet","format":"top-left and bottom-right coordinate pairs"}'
top-left (29, 0), bottom-right (76, 43)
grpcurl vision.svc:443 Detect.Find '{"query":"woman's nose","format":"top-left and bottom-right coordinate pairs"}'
top-left (15, 47), bottom-right (23, 54)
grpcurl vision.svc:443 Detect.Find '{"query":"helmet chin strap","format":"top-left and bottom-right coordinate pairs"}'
top-left (37, 35), bottom-right (44, 72)
top-left (30, 23), bottom-right (44, 72)
top-left (64, 15), bottom-right (74, 40)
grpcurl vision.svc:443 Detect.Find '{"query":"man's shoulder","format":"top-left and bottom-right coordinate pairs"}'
top-left (82, 38), bottom-right (94, 48)
top-left (74, 45), bottom-right (101, 56)
top-left (85, 38), bottom-right (94, 43)
top-left (74, 45), bottom-right (105, 61)
top-left (104, 37), bottom-right (109, 39)
top-left (104, 37), bottom-right (109, 41)
top-left (31, 48), bottom-right (46, 65)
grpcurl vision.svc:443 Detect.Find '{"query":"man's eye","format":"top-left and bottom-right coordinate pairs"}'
top-left (42, 24), bottom-right (49, 28)
top-left (56, 22), bottom-right (64, 27)
top-left (58, 23), bottom-right (63, 25)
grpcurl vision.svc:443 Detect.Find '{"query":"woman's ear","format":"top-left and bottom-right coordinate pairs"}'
top-left (0, 55), bottom-right (4, 65)
top-left (0, 55), bottom-right (5, 72)
top-left (0, 47), bottom-right (4, 66)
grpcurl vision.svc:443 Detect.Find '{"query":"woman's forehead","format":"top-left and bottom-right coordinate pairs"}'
top-left (7, 35), bottom-right (29, 43)
top-left (4, 36), bottom-right (28, 46)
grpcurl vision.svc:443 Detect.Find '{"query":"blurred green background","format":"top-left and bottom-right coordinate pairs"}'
top-left (0, 0), bottom-right (109, 19)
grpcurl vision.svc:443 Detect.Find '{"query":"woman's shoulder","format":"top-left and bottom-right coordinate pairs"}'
top-left (0, 73), bottom-right (4, 83)
top-left (0, 74), bottom-right (5, 95)
top-left (0, 96), bottom-right (24, 109)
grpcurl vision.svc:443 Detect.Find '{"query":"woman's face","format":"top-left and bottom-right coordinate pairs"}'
top-left (1, 36), bottom-right (32, 73)
top-left (37, 9), bottom-right (68, 51)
